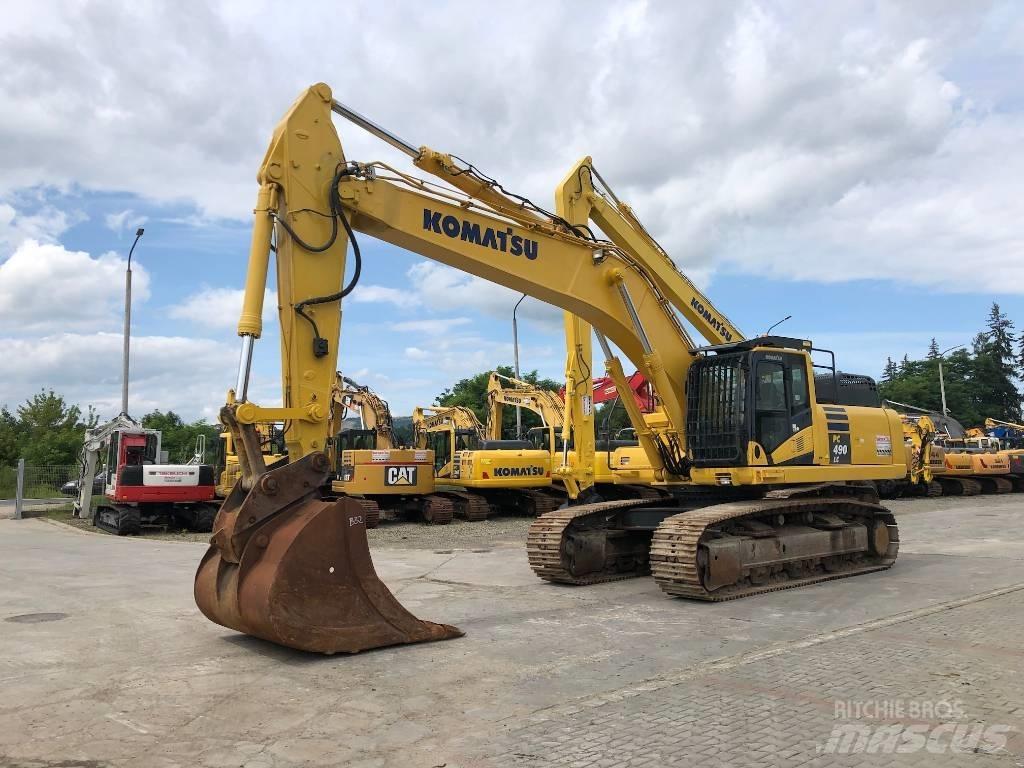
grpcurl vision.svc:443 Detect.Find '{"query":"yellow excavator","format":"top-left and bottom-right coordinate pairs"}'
top-left (215, 396), bottom-right (285, 498)
top-left (981, 418), bottom-right (1024, 490)
top-left (412, 404), bottom-right (560, 517)
top-left (487, 368), bottom-right (660, 499)
top-left (330, 375), bottom-right (453, 525)
top-left (195, 83), bottom-right (906, 654)
top-left (876, 401), bottom-right (943, 498)
top-left (486, 371), bottom-right (564, 451)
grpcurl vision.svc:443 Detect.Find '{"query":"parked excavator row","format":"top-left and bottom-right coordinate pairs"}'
top-left (486, 369), bottom-right (660, 499)
top-left (878, 401), bottom-right (1023, 497)
top-left (412, 404), bottom-right (561, 517)
top-left (195, 83), bottom-right (907, 655)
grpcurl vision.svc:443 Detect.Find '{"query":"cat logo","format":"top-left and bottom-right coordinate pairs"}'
top-left (385, 466), bottom-right (418, 486)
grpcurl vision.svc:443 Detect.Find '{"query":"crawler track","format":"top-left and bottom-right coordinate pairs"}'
top-left (526, 498), bottom-right (663, 585)
top-left (421, 496), bottom-right (454, 525)
top-left (439, 491), bottom-right (489, 521)
top-left (522, 489), bottom-right (562, 517)
top-left (93, 505), bottom-right (141, 536)
top-left (938, 477), bottom-right (982, 496)
top-left (352, 498), bottom-right (381, 529)
top-left (650, 498), bottom-right (898, 601)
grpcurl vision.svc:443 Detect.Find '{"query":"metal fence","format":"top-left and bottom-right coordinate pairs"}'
top-left (1, 462), bottom-right (80, 519)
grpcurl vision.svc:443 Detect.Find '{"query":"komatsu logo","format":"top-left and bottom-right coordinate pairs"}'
top-left (690, 298), bottom-right (733, 342)
top-left (494, 466), bottom-right (545, 477)
top-left (423, 209), bottom-right (539, 260)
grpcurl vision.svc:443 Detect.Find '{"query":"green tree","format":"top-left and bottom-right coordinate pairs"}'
top-left (141, 410), bottom-right (220, 464)
top-left (15, 390), bottom-right (97, 465)
top-left (969, 305), bottom-right (1021, 421)
top-left (927, 338), bottom-right (940, 359)
top-left (0, 407), bottom-right (20, 466)
top-left (436, 365), bottom-right (560, 438)
top-left (882, 357), bottom-right (898, 383)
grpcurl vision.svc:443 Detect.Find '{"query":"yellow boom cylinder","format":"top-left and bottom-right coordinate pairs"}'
top-left (237, 183), bottom-right (276, 338)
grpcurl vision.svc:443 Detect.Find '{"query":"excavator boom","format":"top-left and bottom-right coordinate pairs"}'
top-left (194, 85), bottom-right (461, 654)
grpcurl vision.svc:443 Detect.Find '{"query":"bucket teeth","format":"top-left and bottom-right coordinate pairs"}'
top-left (195, 459), bottom-right (462, 654)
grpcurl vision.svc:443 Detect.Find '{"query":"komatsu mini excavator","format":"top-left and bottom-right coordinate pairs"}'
top-left (411, 404), bottom-right (559, 517)
top-left (195, 83), bottom-right (906, 654)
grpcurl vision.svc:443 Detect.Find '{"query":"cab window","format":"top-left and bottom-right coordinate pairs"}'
top-left (790, 364), bottom-right (809, 414)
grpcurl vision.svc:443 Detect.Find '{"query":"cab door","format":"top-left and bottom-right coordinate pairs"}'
top-left (428, 430), bottom-right (452, 475)
top-left (752, 353), bottom-right (812, 462)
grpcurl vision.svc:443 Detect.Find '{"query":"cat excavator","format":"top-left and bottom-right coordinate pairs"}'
top-left (195, 83), bottom-right (906, 654)
top-left (329, 375), bottom-right (451, 525)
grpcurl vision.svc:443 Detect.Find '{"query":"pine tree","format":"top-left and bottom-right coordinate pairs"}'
top-left (927, 338), bottom-right (940, 359)
top-left (972, 305), bottom-right (1022, 422)
top-left (882, 357), bottom-right (898, 382)
top-left (985, 303), bottom-right (1016, 363)
top-left (900, 354), bottom-right (910, 373)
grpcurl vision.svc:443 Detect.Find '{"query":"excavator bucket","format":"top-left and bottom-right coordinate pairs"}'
top-left (194, 453), bottom-right (463, 654)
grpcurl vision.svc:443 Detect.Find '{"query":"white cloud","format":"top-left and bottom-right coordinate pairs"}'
top-left (390, 317), bottom-right (472, 335)
top-left (104, 209), bottom-right (147, 235)
top-left (349, 285), bottom-right (421, 309)
top-left (0, 200), bottom-right (80, 251)
top-left (407, 263), bottom-right (563, 331)
top-left (0, 332), bottom-right (235, 421)
top-left (0, 2), bottom-right (1018, 295)
top-left (0, 240), bottom-right (150, 334)
top-left (167, 286), bottom-right (276, 332)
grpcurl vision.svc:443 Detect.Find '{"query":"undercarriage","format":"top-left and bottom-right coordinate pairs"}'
top-left (527, 483), bottom-right (898, 600)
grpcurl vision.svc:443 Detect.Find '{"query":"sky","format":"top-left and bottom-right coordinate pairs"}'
top-left (0, 1), bottom-right (1021, 421)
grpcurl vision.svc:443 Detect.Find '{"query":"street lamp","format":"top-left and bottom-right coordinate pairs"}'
top-left (937, 344), bottom-right (964, 418)
top-left (512, 293), bottom-right (526, 438)
top-left (121, 227), bottom-right (145, 416)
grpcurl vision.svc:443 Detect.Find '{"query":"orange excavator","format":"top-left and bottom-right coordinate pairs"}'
top-left (195, 84), bottom-right (907, 655)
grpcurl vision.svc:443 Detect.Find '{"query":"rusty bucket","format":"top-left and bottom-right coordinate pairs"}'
top-left (194, 454), bottom-right (463, 654)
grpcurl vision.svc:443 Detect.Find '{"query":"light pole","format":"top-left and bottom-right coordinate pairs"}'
top-left (937, 344), bottom-right (964, 418)
top-left (121, 228), bottom-right (145, 416)
top-left (512, 293), bottom-right (526, 438)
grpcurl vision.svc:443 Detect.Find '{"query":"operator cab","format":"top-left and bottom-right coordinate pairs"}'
top-left (525, 425), bottom-right (567, 453)
top-left (338, 428), bottom-right (378, 452)
top-left (428, 428), bottom-right (480, 473)
top-left (105, 429), bottom-right (160, 496)
top-left (685, 336), bottom-right (880, 468)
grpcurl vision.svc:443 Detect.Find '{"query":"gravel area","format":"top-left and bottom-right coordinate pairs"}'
top-left (37, 493), bottom-right (961, 550)
top-left (40, 505), bottom-right (534, 550)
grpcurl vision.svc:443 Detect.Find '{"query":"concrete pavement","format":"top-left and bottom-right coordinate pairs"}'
top-left (0, 494), bottom-right (1022, 767)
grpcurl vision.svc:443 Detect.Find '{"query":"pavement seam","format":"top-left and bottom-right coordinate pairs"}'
top-left (504, 581), bottom-right (1024, 726)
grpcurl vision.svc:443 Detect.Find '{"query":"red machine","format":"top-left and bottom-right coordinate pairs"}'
top-left (73, 415), bottom-right (217, 535)
top-left (562, 372), bottom-right (655, 413)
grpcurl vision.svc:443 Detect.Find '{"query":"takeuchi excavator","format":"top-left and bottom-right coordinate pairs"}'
top-left (195, 83), bottom-right (906, 655)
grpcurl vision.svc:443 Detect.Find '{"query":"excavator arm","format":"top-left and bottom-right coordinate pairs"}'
top-left (485, 372), bottom-right (565, 445)
top-left (339, 375), bottom-right (397, 450)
